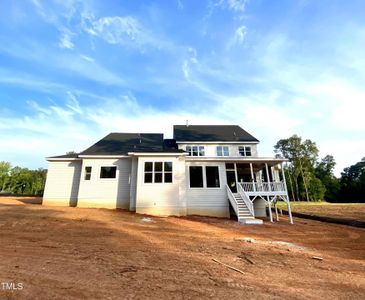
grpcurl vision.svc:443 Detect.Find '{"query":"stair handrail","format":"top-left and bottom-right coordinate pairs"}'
top-left (237, 183), bottom-right (255, 216)
top-left (226, 184), bottom-right (239, 217)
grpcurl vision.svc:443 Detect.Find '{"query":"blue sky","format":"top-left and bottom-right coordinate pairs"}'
top-left (0, 0), bottom-right (364, 176)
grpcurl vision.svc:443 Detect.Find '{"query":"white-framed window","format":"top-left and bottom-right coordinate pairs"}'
top-left (84, 166), bottom-right (92, 180)
top-left (206, 166), bottom-right (220, 188)
top-left (186, 145), bottom-right (205, 156)
top-left (238, 146), bottom-right (252, 157)
top-left (189, 166), bottom-right (220, 188)
top-left (189, 166), bottom-right (203, 188)
top-left (144, 162), bottom-right (173, 183)
top-left (100, 166), bottom-right (117, 179)
top-left (217, 146), bottom-right (229, 156)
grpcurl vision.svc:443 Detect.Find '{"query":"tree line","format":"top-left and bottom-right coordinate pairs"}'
top-left (0, 162), bottom-right (46, 196)
top-left (274, 135), bottom-right (364, 203)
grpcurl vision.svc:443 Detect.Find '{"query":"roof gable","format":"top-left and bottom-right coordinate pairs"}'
top-left (173, 125), bottom-right (259, 142)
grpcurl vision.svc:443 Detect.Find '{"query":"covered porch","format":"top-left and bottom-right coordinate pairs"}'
top-left (225, 159), bottom-right (293, 224)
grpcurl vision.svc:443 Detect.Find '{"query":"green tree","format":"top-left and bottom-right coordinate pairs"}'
top-left (274, 135), bottom-right (319, 201)
top-left (0, 161), bottom-right (11, 191)
top-left (339, 158), bottom-right (365, 203)
top-left (315, 155), bottom-right (340, 202)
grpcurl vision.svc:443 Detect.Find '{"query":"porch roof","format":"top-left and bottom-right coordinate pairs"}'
top-left (184, 156), bottom-right (287, 167)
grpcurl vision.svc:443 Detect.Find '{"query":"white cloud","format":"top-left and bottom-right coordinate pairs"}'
top-left (59, 32), bottom-right (74, 49)
top-left (214, 0), bottom-right (248, 13)
top-left (227, 0), bottom-right (248, 12)
top-left (234, 25), bottom-right (247, 44)
top-left (87, 16), bottom-right (140, 44)
top-left (226, 25), bottom-right (247, 49)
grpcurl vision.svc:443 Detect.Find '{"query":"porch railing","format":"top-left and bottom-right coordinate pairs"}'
top-left (237, 183), bottom-right (254, 216)
top-left (226, 184), bottom-right (239, 218)
top-left (239, 181), bottom-right (286, 193)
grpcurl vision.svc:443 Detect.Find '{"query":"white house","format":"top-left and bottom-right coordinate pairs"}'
top-left (43, 125), bottom-right (293, 224)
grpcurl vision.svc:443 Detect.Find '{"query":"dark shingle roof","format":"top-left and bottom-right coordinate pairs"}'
top-left (48, 153), bottom-right (80, 159)
top-left (80, 133), bottom-right (182, 156)
top-left (173, 125), bottom-right (259, 142)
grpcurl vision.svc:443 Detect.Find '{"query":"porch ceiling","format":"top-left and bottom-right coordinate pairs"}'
top-left (185, 157), bottom-right (286, 167)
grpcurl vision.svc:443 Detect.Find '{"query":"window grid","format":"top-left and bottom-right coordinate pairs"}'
top-left (238, 146), bottom-right (252, 157)
top-left (186, 146), bottom-right (205, 156)
top-left (144, 162), bottom-right (173, 183)
top-left (217, 146), bottom-right (229, 156)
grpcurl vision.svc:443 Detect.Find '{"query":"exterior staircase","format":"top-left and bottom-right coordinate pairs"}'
top-left (233, 193), bottom-right (263, 225)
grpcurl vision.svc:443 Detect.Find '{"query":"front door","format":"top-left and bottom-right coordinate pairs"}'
top-left (226, 171), bottom-right (237, 193)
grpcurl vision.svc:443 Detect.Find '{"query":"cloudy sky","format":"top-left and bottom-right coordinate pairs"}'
top-left (0, 0), bottom-right (364, 175)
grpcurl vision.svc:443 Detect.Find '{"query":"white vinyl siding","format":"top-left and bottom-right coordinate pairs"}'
top-left (185, 161), bottom-right (229, 217)
top-left (135, 156), bottom-right (185, 216)
top-left (77, 158), bottom-right (131, 209)
top-left (43, 160), bottom-right (82, 206)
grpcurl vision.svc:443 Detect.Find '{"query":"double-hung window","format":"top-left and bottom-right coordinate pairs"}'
top-left (238, 146), bottom-right (252, 157)
top-left (217, 146), bottom-right (229, 156)
top-left (144, 162), bottom-right (173, 183)
top-left (186, 146), bottom-right (205, 156)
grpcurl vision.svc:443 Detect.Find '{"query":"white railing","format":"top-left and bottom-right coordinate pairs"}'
top-left (226, 184), bottom-right (239, 217)
top-left (239, 181), bottom-right (286, 193)
top-left (237, 183), bottom-right (254, 216)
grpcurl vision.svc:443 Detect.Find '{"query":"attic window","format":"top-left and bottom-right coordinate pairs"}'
top-left (100, 166), bottom-right (117, 179)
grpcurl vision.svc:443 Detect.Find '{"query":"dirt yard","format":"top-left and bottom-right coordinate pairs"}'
top-left (0, 197), bottom-right (364, 299)
top-left (282, 202), bottom-right (365, 222)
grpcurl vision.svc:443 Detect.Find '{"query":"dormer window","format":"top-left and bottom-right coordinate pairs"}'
top-left (186, 146), bottom-right (205, 156)
top-left (217, 146), bottom-right (229, 156)
top-left (238, 146), bottom-right (252, 156)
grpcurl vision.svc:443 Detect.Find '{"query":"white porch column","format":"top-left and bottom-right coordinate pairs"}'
top-left (265, 163), bottom-right (271, 191)
top-left (234, 163), bottom-right (239, 191)
top-left (250, 163), bottom-right (256, 192)
top-left (268, 197), bottom-right (273, 222)
top-left (281, 163), bottom-right (289, 193)
top-left (281, 163), bottom-right (294, 224)
top-left (287, 200), bottom-right (293, 224)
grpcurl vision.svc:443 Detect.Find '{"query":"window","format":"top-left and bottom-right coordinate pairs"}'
top-left (217, 146), bottom-right (229, 156)
top-left (84, 166), bottom-right (92, 180)
top-left (144, 162), bottom-right (153, 183)
top-left (189, 166), bottom-right (203, 188)
top-left (164, 162), bottom-right (173, 183)
top-left (144, 161), bottom-right (173, 183)
top-left (186, 146), bottom-right (205, 156)
top-left (206, 166), bottom-right (220, 188)
top-left (238, 146), bottom-right (252, 157)
top-left (100, 166), bottom-right (117, 179)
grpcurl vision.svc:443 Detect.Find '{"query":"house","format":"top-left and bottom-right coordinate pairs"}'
top-left (43, 125), bottom-right (293, 224)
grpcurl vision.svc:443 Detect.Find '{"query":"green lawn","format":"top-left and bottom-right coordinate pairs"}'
top-left (277, 202), bottom-right (365, 222)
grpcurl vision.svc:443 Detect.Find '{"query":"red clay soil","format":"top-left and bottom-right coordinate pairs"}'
top-left (0, 197), bottom-right (364, 299)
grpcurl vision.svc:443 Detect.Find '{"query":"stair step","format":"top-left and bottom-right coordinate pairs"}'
top-left (240, 219), bottom-right (263, 225)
